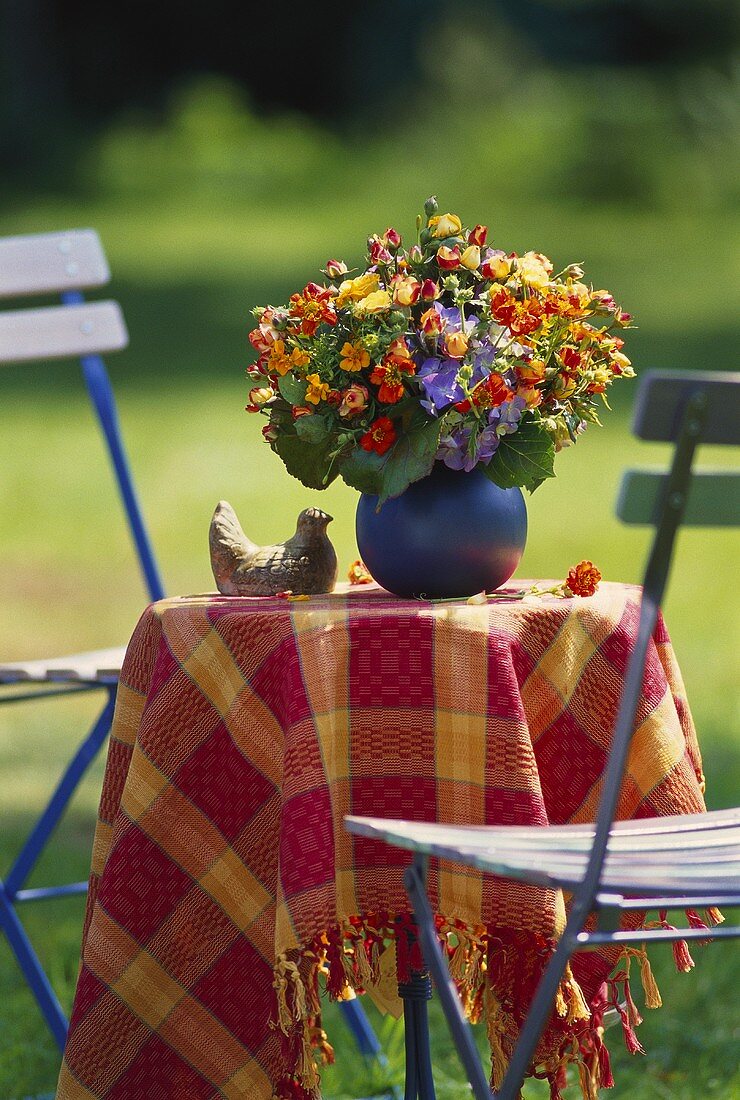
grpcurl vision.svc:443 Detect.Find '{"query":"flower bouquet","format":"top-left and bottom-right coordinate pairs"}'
top-left (246, 196), bottom-right (634, 508)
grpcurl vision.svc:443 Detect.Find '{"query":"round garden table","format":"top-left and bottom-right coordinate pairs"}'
top-left (56, 582), bottom-right (707, 1099)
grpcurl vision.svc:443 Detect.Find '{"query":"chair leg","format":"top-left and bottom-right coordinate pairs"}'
top-left (4, 688), bottom-right (116, 899)
top-left (404, 858), bottom-right (492, 1100)
top-left (0, 884), bottom-right (68, 1049)
top-left (339, 996), bottom-right (385, 1059)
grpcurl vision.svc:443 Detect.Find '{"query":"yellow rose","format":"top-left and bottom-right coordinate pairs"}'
top-left (517, 251), bottom-right (553, 289)
top-left (445, 331), bottom-right (469, 359)
top-left (392, 277), bottom-right (421, 307)
top-left (460, 245), bottom-right (481, 271)
top-left (335, 273), bottom-right (380, 308)
top-left (428, 212), bottom-right (463, 238)
top-left (354, 289), bottom-right (392, 315)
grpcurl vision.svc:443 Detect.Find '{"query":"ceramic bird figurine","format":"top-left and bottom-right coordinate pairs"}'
top-left (209, 501), bottom-right (338, 596)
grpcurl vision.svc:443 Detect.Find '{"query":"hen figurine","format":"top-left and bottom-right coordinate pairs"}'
top-left (209, 501), bottom-right (338, 596)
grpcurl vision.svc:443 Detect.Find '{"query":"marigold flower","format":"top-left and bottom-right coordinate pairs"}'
top-left (436, 245), bottom-right (461, 270)
top-left (360, 415), bottom-right (396, 455)
top-left (354, 289), bottom-right (392, 315)
top-left (339, 383), bottom-right (369, 417)
top-left (340, 341), bottom-right (371, 373)
top-left (392, 276), bottom-right (421, 307)
top-left (348, 559), bottom-right (373, 585)
top-left (304, 373), bottom-right (331, 405)
top-left (460, 245), bottom-right (481, 271)
top-left (428, 212), bottom-right (462, 238)
top-left (289, 283), bottom-right (337, 336)
top-left (290, 347), bottom-right (311, 370)
top-left (564, 560), bottom-right (602, 597)
top-left (265, 339), bottom-right (294, 376)
top-left (369, 349), bottom-right (415, 403)
top-left (471, 372), bottom-right (514, 409)
top-left (468, 224), bottom-right (488, 247)
top-left (420, 278), bottom-right (441, 300)
top-left (335, 273), bottom-right (381, 308)
top-left (445, 331), bottom-right (469, 359)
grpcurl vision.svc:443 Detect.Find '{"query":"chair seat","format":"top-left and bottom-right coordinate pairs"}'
top-left (0, 646), bottom-right (126, 684)
top-left (345, 808), bottom-right (740, 896)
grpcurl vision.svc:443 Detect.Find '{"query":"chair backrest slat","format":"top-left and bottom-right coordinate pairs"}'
top-left (0, 302), bottom-right (128, 365)
top-left (633, 369), bottom-right (740, 444)
top-left (618, 470), bottom-right (740, 527)
top-left (0, 229), bottom-right (110, 299)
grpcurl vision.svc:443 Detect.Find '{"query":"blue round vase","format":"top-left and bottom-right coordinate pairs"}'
top-left (355, 462), bottom-right (527, 599)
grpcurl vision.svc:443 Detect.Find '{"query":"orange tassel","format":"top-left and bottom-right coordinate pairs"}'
top-left (672, 938), bottom-right (695, 973)
top-left (637, 949), bottom-right (662, 1009)
top-left (706, 906), bottom-right (725, 927)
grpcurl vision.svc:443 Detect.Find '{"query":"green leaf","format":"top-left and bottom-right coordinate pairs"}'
top-left (294, 414), bottom-right (331, 444)
top-left (273, 432), bottom-right (338, 490)
top-left (339, 447), bottom-right (387, 495)
top-left (378, 418), bottom-right (442, 506)
top-left (483, 418), bottom-right (556, 492)
top-left (277, 373), bottom-right (308, 406)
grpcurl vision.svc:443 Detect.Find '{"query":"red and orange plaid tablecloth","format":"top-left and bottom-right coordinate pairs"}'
top-left (57, 583), bottom-right (708, 1099)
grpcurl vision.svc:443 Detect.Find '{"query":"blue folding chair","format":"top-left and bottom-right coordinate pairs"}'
top-left (347, 369), bottom-right (740, 1098)
top-left (0, 230), bottom-right (384, 1070)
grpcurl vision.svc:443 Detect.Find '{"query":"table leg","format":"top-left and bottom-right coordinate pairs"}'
top-left (398, 961), bottom-right (436, 1098)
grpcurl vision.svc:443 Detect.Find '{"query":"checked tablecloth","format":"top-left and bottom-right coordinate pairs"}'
top-left (57, 583), bottom-right (707, 1099)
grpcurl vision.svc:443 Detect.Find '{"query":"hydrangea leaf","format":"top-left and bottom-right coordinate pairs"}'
top-left (483, 418), bottom-right (555, 492)
top-left (339, 448), bottom-right (387, 495)
top-left (273, 432), bottom-right (338, 489)
top-left (294, 414), bottom-right (331, 444)
top-left (277, 374), bottom-right (308, 406)
top-left (377, 418), bottom-right (442, 506)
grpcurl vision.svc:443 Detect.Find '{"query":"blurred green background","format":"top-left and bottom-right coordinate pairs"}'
top-left (0, 1), bottom-right (738, 1096)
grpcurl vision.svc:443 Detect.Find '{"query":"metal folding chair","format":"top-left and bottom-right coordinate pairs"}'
top-left (0, 230), bottom-right (383, 1068)
top-left (346, 369), bottom-right (740, 1099)
top-left (0, 229), bottom-right (165, 1049)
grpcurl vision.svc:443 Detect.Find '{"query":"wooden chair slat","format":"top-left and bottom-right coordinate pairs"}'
top-left (617, 470), bottom-right (740, 527)
top-left (0, 647), bottom-right (126, 683)
top-left (632, 369), bottom-right (740, 444)
top-left (0, 301), bottom-right (128, 364)
top-left (0, 230), bottom-right (110, 299)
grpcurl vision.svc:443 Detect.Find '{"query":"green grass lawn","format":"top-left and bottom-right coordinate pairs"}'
top-left (1, 145), bottom-right (738, 1096)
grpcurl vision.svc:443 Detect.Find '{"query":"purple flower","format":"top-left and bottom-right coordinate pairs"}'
top-left (436, 426), bottom-right (478, 472)
top-left (496, 396), bottom-right (527, 435)
top-left (433, 302), bottom-right (478, 334)
top-left (418, 356), bottom-right (465, 414)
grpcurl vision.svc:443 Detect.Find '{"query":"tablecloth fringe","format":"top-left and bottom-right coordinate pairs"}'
top-left (270, 907), bottom-right (716, 1100)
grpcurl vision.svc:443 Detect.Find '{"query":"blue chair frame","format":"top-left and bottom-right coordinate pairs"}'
top-left (0, 245), bottom-right (382, 1067)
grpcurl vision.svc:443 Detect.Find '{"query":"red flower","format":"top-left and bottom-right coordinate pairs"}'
top-left (564, 560), bottom-right (601, 597)
top-left (369, 236), bottom-right (393, 265)
top-left (369, 339), bottom-right (415, 403)
top-left (288, 283), bottom-right (337, 336)
top-left (559, 346), bottom-right (582, 374)
top-left (468, 224), bottom-right (488, 247)
top-left (360, 416), bottom-right (396, 455)
top-left (384, 227), bottom-right (402, 250)
top-left (420, 278), bottom-right (440, 300)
